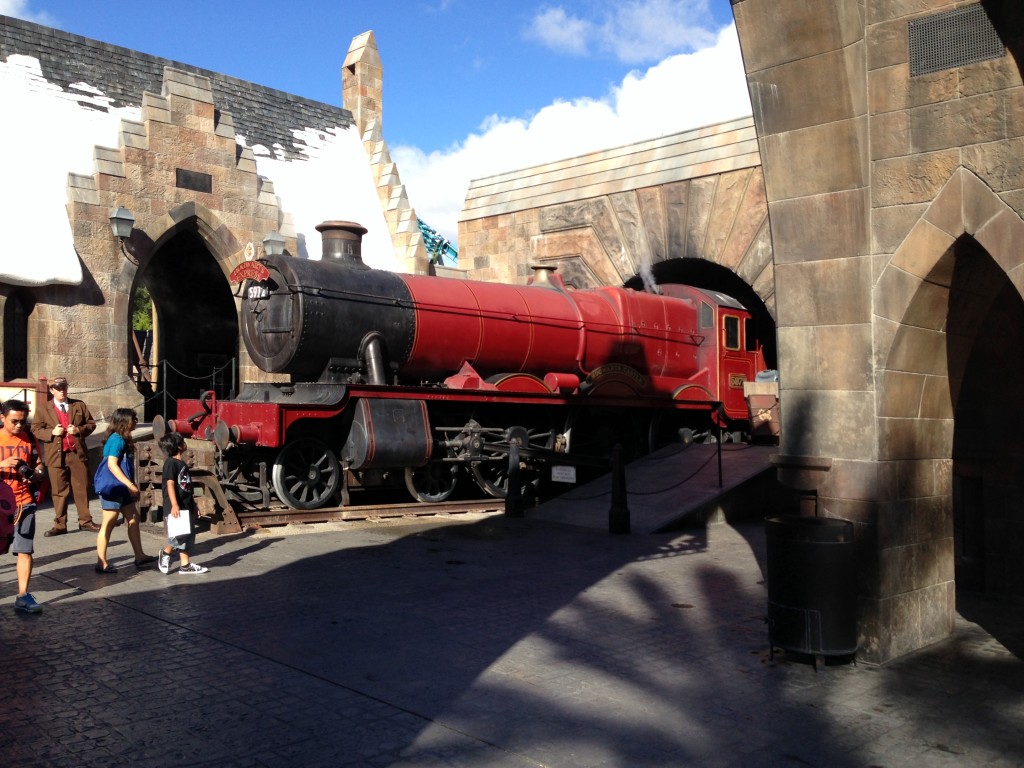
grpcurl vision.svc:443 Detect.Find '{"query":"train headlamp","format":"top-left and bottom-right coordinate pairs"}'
top-left (263, 231), bottom-right (285, 257)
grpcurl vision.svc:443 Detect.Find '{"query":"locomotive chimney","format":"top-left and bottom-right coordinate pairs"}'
top-left (316, 221), bottom-right (369, 267)
top-left (528, 264), bottom-right (567, 291)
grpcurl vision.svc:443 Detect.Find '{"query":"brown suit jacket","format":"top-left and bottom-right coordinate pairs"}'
top-left (31, 398), bottom-right (96, 468)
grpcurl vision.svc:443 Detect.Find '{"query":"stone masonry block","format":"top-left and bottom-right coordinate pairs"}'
top-left (162, 70), bottom-right (214, 103)
top-left (878, 458), bottom-right (948, 502)
top-left (702, 170), bottom-right (749, 264)
top-left (889, 218), bottom-right (955, 283)
top-left (774, 256), bottom-right (871, 325)
top-left (877, 536), bottom-right (953, 599)
top-left (877, 416), bottom-right (953, 460)
top-left (865, 15), bottom-right (907, 70)
top-left (900, 277), bottom-right (950, 331)
top-left (919, 375), bottom-right (952, 420)
top-left (682, 177), bottom-right (715, 259)
top-left (768, 188), bottom-right (868, 264)
top-left (962, 171), bottom-right (1011, 234)
top-left (718, 185), bottom-right (768, 271)
top-left (635, 187), bottom-right (667, 263)
top-left (872, 150), bottom-right (960, 207)
top-left (778, 324), bottom-right (873, 391)
top-left (884, 323), bottom-right (948, 377)
top-left (735, 220), bottom-right (773, 287)
top-left (910, 93), bottom-right (1006, 154)
top-left (870, 111), bottom-right (910, 160)
top-left (779, 389), bottom-right (876, 461)
top-left (733, 0), bottom-right (864, 73)
top-left (959, 53), bottom-right (1023, 97)
top-left (1004, 87), bottom-right (1024, 140)
top-left (963, 136), bottom-right (1024, 193)
top-left (877, 369), bottom-right (927, 419)
top-left (867, 0), bottom-right (963, 25)
top-left (141, 91), bottom-right (171, 121)
top-left (761, 117), bottom-right (868, 201)
top-left (819, 458), bottom-right (881, 503)
top-left (871, 203), bottom-right (927, 254)
top-left (975, 208), bottom-right (1024, 275)
top-left (749, 43), bottom-right (866, 136)
top-left (921, 168), bottom-right (963, 236)
top-left (869, 63), bottom-right (957, 114)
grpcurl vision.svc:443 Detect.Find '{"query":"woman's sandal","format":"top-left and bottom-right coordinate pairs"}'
top-left (94, 561), bottom-right (117, 574)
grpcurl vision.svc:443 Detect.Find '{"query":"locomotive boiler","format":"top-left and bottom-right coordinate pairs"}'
top-left (158, 221), bottom-right (768, 517)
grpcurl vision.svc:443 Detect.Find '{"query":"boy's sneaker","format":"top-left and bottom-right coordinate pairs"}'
top-left (158, 551), bottom-right (171, 574)
top-left (14, 593), bottom-right (42, 614)
top-left (178, 563), bottom-right (208, 575)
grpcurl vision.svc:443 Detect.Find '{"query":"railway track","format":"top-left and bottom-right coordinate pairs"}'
top-left (232, 498), bottom-right (506, 530)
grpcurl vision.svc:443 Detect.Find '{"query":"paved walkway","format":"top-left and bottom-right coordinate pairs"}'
top-left (2, 507), bottom-right (1023, 767)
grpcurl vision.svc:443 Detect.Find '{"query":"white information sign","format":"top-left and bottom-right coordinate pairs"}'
top-left (551, 465), bottom-right (577, 484)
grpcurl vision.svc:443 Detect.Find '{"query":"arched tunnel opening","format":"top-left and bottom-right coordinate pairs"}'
top-left (624, 258), bottom-right (778, 369)
top-left (131, 229), bottom-right (239, 421)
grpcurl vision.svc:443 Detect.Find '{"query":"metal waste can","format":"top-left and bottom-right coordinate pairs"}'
top-left (765, 515), bottom-right (857, 661)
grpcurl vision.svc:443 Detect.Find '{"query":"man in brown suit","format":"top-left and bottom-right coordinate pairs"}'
top-left (31, 376), bottom-right (100, 535)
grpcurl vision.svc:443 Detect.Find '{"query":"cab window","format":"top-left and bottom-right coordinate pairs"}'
top-left (723, 315), bottom-right (740, 350)
top-left (744, 317), bottom-right (757, 352)
top-left (700, 301), bottom-right (714, 328)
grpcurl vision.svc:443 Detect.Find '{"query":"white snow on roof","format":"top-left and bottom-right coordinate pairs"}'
top-left (0, 54), bottom-right (136, 287)
top-left (0, 53), bottom-right (399, 286)
top-left (251, 126), bottom-right (397, 269)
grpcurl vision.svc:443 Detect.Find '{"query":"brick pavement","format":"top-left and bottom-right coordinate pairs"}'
top-left (2, 511), bottom-right (1023, 767)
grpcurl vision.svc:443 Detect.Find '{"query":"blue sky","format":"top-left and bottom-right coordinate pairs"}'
top-left (2, 0), bottom-right (751, 242)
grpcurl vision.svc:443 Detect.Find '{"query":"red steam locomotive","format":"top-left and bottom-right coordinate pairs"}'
top-left (156, 221), bottom-right (768, 515)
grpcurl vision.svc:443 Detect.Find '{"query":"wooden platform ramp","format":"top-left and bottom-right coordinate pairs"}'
top-left (528, 443), bottom-right (780, 533)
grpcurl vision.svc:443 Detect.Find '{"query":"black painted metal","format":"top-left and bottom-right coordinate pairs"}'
top-left (240, 254), bottom-right (415, 381)
top-left (340, 398), bottom-right (432, 471)
top-left (608, 444), bottom-right (630, 534)
top-left (765, 515), bottom-right (857, 658)
top-left (504, 443), bottom-right (523, 518)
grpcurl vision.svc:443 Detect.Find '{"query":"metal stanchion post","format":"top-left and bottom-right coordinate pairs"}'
top-left (608, 443), bottom-right (630, 534)
top-left (504, 443), bottom-right (523, 518)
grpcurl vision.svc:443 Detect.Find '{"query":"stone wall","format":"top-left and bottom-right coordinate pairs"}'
top-left (734, 0), bottom-right (1024, 661)
top-left (458, 119), bottom-right (774, 319)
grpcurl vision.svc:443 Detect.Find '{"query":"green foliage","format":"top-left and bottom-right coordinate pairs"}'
top-left (132, 285), bottom-right (153, 331)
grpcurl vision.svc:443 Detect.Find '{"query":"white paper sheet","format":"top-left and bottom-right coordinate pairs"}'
top-left (166, 510), bottom-right (192, 538)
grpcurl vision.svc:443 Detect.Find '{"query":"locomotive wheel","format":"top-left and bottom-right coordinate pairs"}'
top-left (271, 438), bottom-right (341, 509)
top-left (404, 463), bottom-right (459, 503)
top-left (470, 425), bottom-right (542, 499)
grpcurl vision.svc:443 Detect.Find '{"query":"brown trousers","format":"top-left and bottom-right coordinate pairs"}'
top-left (48, 450), bottom-right (93, 529)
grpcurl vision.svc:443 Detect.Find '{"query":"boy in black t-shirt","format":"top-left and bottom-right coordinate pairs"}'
top-left (158, 433), bottom-right (208, 575)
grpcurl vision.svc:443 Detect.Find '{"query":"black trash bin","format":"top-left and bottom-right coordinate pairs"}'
top-left (765, 515), bottom-right (857, 662)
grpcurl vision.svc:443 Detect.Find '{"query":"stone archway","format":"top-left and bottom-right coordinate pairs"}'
top-left (132, 214), bottom-right (241, 420)
top-left (874, 169), bottom-right (1024, 641)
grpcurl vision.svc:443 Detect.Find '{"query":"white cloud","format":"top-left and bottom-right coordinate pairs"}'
top-left (599, 0), bottom-right (717, 63)
top-left (0, 0), bottom-right (54, 24)
top-left (396, 23), bottom-right (750, 244)
top-left (526, 7), bottom-right (594, 57)
top-left (525, 0), bottom-right (716, 63)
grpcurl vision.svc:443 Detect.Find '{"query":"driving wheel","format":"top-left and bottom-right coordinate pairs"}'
top-left (271, 437), bottom-right (341, 509)
top-left (404, 463), bottom-right (459, 503)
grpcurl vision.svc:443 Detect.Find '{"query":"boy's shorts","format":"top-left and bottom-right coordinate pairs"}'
top-left (11, 504), bottom-right (36, 555)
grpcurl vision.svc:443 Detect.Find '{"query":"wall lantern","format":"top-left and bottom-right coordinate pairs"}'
top-left (263, 231), bottom-right (286, 257)
top-left (108, 206), bottom-right (137, 263)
